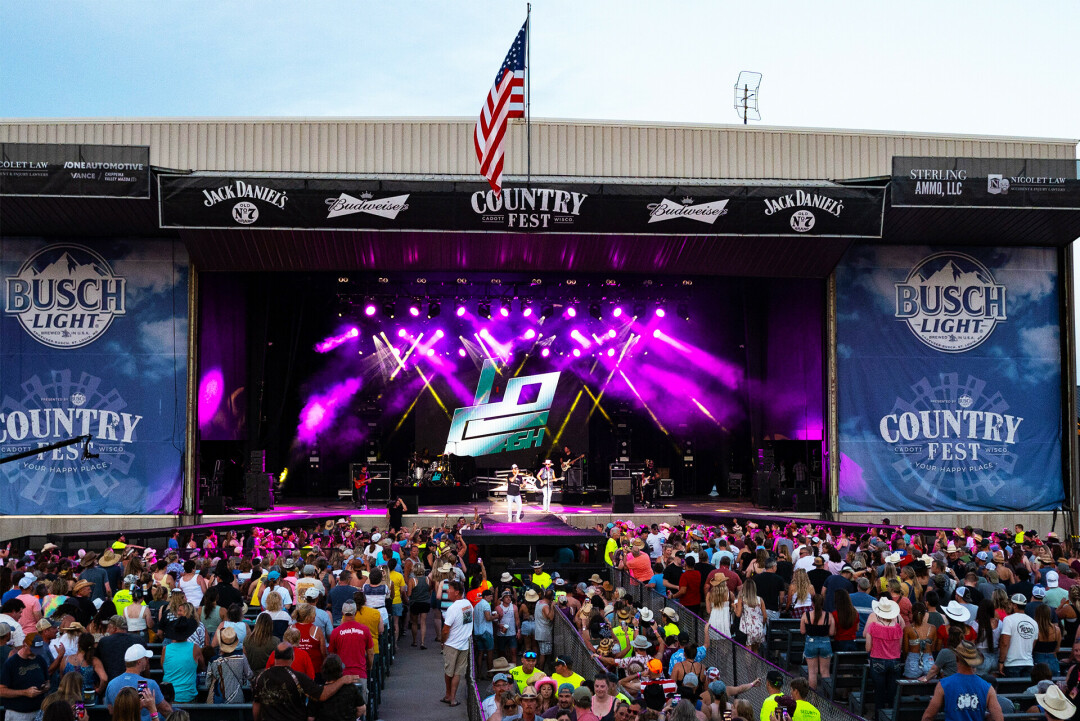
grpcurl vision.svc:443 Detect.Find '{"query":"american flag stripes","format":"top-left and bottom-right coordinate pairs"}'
top-left (474, 19), bottom-right (528, 196)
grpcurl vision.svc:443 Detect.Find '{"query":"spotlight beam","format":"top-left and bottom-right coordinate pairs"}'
top-left (618, 369), bottom-right (669, 435)
top-left (549, 389), bottom-right (585, 449)
top-left (416, 366), bottom-right (452, 419)
top-left (580, 384), bottom-right (612, 424)
top-left (390, 332), bottom-right (424, 380)
top-left (378, 332), bottom-right (409, 376)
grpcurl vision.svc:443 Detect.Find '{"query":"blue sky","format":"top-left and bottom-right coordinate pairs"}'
top-left (1, 0), bottom-right (1079, 140)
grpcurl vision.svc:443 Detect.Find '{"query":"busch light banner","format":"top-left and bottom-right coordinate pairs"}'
top-left (0, 239), bottom-right (188, 515)
top-left (836, 244), bottom-right (1064, 512)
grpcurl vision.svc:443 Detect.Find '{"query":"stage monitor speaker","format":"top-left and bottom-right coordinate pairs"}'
top-left (754, 472), bottom-right (771, 507)
top-left (201, 496), bottom-right (228, 514)
top-left (611, 492), bottom-right (634, 514)
top-left (659, 479), bottom-right (675, 497)
top-left (244, 472), bottom-right (274, 511)
top-left (794, 489), bottom-right (816, 512)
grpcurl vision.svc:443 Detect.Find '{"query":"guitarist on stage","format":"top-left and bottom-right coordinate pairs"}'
top-left (559, 446), bottom-right (584, 492)
top-left (641, 459), bottom-right (660, 508)
top-left (536, 459), bottom-right (557, 512)
top-left (353, 464), bottom-right (370, 510)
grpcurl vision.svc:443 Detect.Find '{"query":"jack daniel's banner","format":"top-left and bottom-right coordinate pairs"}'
top-left (892, 157), bottom-right (1080, 208)
top-left (158, 174), bottom-right (885, 237)
top-left (0, 239), bottom-right (188, 515)
top-left (835, 244), bottom-right (1064, 512)
top-left (0, 143), bottom-right (151, 198)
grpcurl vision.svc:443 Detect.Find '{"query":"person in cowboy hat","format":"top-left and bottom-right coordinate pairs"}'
top-left (68, 580), bottom-right (97, 627)
top-left (920, 641), bottom-right (1004, 721)
top-left (77, 551), bottom-right (111, 603)
top-left (98, 549), bottom-right (123, 596)
top-left (481, 666), bottom-right (513, 718)
top-left (535, 460), bottom-right (557, 512)
top-left (866, 597), bottom-right (904, 709)
top-left (530, 560), bottom-right (551, 591)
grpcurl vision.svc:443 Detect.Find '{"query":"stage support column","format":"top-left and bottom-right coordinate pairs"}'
top-left (826, 271), bottom-right (840, 516)
top-left (182, 264), bottom-right (200, 522)
top-left (1060, 245), bottom-right (1078, 541)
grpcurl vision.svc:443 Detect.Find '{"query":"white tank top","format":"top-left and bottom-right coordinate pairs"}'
top-left (178, 575), bottom-right (204, 606)
top-left (125, 603), bottom-right (147, 631)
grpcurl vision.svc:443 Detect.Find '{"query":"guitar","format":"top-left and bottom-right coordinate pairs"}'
top-left (561, 454), bottom-right (585, 472)
top-left (353, 472), bottom-right (370, 490)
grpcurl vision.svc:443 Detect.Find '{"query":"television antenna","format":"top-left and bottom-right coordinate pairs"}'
top-left (734, 71), bottom-right (762, 124)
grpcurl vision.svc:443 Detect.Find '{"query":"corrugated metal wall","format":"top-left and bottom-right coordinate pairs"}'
top-left (0, 118), bottom-right (1074, 179)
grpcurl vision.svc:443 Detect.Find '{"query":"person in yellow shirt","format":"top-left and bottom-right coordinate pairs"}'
top-left (759, 670), bottom-right (786, 721)
top-left (387, 557), bottom-right (407, 639)
top-left (604, 528), bottom-right (620, 566)
top-left (660, 607), bottom-right (680, 639)
top-left (549, 656), bottom-right (585, 690)
top-left (789, 678), bottom-right (820, 721)
top-left (530, 561), bottom-right (551, 590)
top-left (509, 651), bottom-right (539, 693)
top-left (355, 590), bottom-right (385, 656)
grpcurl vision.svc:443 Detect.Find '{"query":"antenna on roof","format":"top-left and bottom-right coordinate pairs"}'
top-left (734, 71), bottom-right (762, 125)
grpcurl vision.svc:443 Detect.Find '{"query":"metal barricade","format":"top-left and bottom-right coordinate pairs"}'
top-left (467, 637), bottom-right (485, 721)
top-left (552, 604), bottom-right (606, 678)
top-left (609, 567), bottom-right (868, 721)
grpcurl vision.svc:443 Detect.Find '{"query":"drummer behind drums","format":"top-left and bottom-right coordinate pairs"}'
top-left (536, 459), bottom-right (556, 512)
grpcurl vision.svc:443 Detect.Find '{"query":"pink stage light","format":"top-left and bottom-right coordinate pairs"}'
top-left (541, 348), bottom-right (551, 358)
top-left (426, 348), bottom-right (435, 357)
top-left (458, 348), bottom-right (467, 357)
top-left (608, 329), bottom-right (617, 338)
top-left (499, 306), bottom-right (510, 318)
top-left (523, 307), bottom-right (533, 317)
top-left (197, 368), bottom-right (225, 428)
top-left (456, 305), bottom-right (467, 317)
top-left (566, 307), bottom-right (577, 318)
top-left (655, 307), bottom-right (666, 318)
top-left (434, 329), bottom-right (445, 339)
top-left (523, 329), bottom-right (536, 340)
top-left (364, 304), bottom-right (377, 316)
top-left (613, 307), bottom-right (623, 318)
top-left (315, 327), bottom-right (362, 353)
top-left (607, 348), bottom-right (616, 357)
top-left (409, 306), bottom-right (420, 317)
top-left (572, 348), bottom-right (581, 357)
top-left (397, 328), bottom-right (408, 338)
top-left (570, 329), bottom-right (592, 348)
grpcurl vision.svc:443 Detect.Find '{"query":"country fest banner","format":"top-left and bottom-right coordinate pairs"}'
top-left (0, 239), bottom-right (188, 515)
top-left (836, 244), bottom-right (1064, 512)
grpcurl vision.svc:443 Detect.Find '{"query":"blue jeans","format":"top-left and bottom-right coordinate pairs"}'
top-left (1033, 653), bottom-right (1061, 675)
top-left (1004, 664), bottom-right (1033, 677)
top-left (832, 639), bottom-right (857, 653)
top-left (870, 657), bottom-right (901, 710)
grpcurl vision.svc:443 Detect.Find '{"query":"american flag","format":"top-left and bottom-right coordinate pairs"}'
top-left (474, 19), bottom-right (528, 196)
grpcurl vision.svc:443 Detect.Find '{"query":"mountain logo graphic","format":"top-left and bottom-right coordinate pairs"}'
top-left (894, 252), bottom-right (1006, 353)
top-left (4, 244), bottom-right (127, 349)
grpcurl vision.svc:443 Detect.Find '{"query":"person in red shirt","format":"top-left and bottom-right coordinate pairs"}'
top-left (265, 626), bottom-right (316, 678)
top-left (675, 558), bottom-right (703, 615)
top-left (329, 600), bottom-right (375, 690)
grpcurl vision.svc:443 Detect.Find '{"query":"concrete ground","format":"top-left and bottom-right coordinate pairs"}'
top-left (376, 612), bottom-right (471, 721)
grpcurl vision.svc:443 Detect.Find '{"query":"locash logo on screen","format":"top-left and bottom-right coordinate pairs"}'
top-left (647, 197), bottom-right (729, 225)
top-left (4, 244), bottom-right (126, 349)
top-left (894, 252), bottom-right (1006, 353)
top-left (444, 359), bottom-right (560, 456)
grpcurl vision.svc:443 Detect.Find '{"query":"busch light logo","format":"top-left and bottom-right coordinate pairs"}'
top-left (444, 359), bottom-right (560, 456)
top-left (894, 252), bottom-right (1006, 353)
top-left (4, 244), bottom-right (126, 349)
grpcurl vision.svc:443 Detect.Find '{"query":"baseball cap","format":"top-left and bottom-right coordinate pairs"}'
top-left (1011, 593), bottom-right (1028, 605)
top-left (554, 657), bottom-right (569, 667)
top-left (1047, 571), bottom-right (1060, 588)
top-left (559, 683), bottom-right (575, 695)
top-left (648, 658), bottom-right (663, 674)
top-left (493, 673), bottom-right (510, 683)
top-left (767, 669), bottom-right (785, 687)
top-left (683, 672), bottom-right (700, 689)
top-left (305, 588), bottom-right (320, 600)
top-left (17, 575), bottom-right (34, 590)
top-left (1033, 586), bottom-right (1047, 598)
top-left (267, 570), bottom-right (281, 580)
top-left (124, 644), bottom-right (154, 663)
top-left (572, 686), bottom-right (593, 703)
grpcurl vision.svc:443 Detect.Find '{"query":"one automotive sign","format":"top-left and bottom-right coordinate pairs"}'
top-left (835, 244), bottom-right (1063, 513)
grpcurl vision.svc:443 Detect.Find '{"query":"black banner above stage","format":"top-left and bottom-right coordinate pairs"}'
top-left (0, 143), bottom-right (151, 198)
top-left (892, 156), bottom-right (1080, 208)
top-left (158, 174), bottom-right (885, 237)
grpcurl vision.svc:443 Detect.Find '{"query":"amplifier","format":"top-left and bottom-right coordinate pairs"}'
top-left (659, 478), bottom-right (675, 497)
top-left (244, 472), bottom-right (274, 511)
top-left (611, 477), bottom-right (632, 496)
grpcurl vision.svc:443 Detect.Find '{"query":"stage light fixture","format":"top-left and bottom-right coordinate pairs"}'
top-left (632, 303), bottom-right (646, 318)
top-left (567, 306), bottom-right (577, 318)
top-left (608, 329), bottom-right (617, 338)
top-left (541, 304), bottom-right (554, 319)
top-left (397, 328), bottom-right (408, 338)
top-left (655, 306), bottom-right (666, 318)
top-left (478, 301), bottom-right (491, 319)
top-left (589, 303), bottom-right (602, 320)
top-left (500, 300), bottom-right (511, 317)
top-left (458, 348), bottom-right (467, 357)
top-left (364, 304), bottom-right (377, 317)
top-left (677, 303), bottom-right (689, 321)
top-left (408, 300), bottom-right (421, 317)
top-left (456, 304), bottom-right (467, 317)
top-left (428, 301), bottom-right (441, 319)
top-left (382, 302), bottom-right (395, 318)
top-left (523, 329), bottom-right (536, 340)
top-left (607, 348), bottom-right (616, 357)
top-left (613, 306), bottom-right (624, 318)
top-left (426, 348), bottom-right (435, 357)
top-left (541, 347), bottom-right (551, 358)
top-left (523, 307), bottom-right (533, 318)
top-left (572, 348), bottom-right (581, 357)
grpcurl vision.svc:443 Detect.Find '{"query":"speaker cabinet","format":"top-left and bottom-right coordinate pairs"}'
top-left (244, 472), bottom-right (274, 511)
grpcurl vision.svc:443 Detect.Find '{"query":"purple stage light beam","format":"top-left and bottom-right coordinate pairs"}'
top-left (655, 307), bottom-right (666, 318)
top-left (613, 306), bottom-right (623, 318)
top-left (364, 304), bottom-right (377, 317)
top-left (314, 327), bottom-right (361, 353)
top-left (652, 327), bottom-right (691, 353)
top-left (570, 329), bottom-right (592, 348)
top-left (297, 377), bottom-right (363, 445)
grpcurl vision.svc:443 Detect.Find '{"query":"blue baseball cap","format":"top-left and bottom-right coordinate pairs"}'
top-left (267, 570), bottom-right (280, 580)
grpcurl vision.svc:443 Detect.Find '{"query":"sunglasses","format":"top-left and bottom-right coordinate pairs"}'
top-left (523, 652), bottom-right (537, 659)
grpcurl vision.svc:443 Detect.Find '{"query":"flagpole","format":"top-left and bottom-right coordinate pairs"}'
top-left (526, 3), bottom-right (531, 186)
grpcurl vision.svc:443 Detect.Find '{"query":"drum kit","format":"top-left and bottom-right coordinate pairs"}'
top-left (409, 452), bottom-right (455, 487)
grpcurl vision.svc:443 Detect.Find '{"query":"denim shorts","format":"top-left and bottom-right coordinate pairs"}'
top-left (803, 636), bottom-right (833, 659)
top-left (475, 631), bottom-right (494, 651)
top-left (391, 603), bottom-right (404, 617)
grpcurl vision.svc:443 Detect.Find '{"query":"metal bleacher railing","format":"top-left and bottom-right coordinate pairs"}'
top-left (553, 600), bottom-right (608, 678)
top-left (611, 567), bottom-right (868, 721)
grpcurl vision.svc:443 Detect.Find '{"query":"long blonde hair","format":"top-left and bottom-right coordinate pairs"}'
top-left (708, 581), bottom-right (729, 609)
top-left (738, 577), bottom-right (760, 607)
top-left (791, 569), bottom-right (812, 603)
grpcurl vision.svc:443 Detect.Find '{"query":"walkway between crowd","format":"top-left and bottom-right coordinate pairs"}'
top-left (376, 613), bottom-right (469, 721)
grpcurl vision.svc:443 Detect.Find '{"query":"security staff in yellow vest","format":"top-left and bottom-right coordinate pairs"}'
top-left (509, 650), bottom-right (539, 693)
top-left (660, 606), bottom-right (680, 639)
top-left (759, 670), bottom-right (787, 721)
top-left (604, 527), bottom-right (620, 566)
top-left (610, 606), bottom-right (636, 658)
top-left (550, 656), bottom-right (585, 689)
top-left (530, 560), bottom-right (552, 590)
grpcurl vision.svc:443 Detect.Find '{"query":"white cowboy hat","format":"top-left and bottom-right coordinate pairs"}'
top-left (872, 598), bottom-right (900, 620)
top-left (884, 552), bottom-right (902, 564)
top-left (1037, 685), bottom-right (1077, 720)
top-left (544, 460), bottom-right (553, 465)
top-left (943, 600), bottom-right (971, 623)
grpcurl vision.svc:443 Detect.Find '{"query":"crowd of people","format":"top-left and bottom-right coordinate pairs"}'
top-left (3, 513), bottom-right (1080, 721)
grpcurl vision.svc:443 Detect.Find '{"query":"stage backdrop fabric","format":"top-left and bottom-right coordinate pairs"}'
top-left (836, 244), bottom-right (1063, 512)
top-left (0, 239), bottom-right (188, 515)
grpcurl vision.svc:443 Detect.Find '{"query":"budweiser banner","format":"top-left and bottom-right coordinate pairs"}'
top-left (0, 143), bottom-right (151, 198)
top-left (158, 175), bottom-right (885, 236)
top-left (835, 244), bottom-right (1064, 512)
top-left (892, 156), bottom-right (1080, 208)
top-left (0, 239), bottom-right (188, 515)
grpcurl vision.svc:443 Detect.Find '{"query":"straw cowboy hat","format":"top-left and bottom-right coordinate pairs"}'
top-left (872, 598), bottom-right (900, 620)
top-left (71, 580), bottom-right (93, 595)
top-left (79, 552), bottom-right (98, 568)
top-left (218, 626), bottom-right (241, 653)
top-left (589, 574), bottom-right (604, 585)
top-left (884, 552), bottom-right (902, 564)
top-left (954, 641), bottom-right (983, 669)
top-left (524, 589), bottom-right (540, 603)
top-left (99, 550), bottom-right (120, 567)
top-left (488, 657), bottom-right (514, 675)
